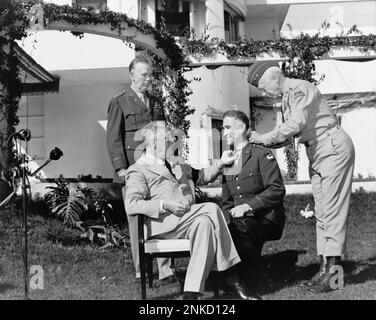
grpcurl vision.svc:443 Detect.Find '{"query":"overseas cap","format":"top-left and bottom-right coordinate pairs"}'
top-left (247, 61), bottom-right (280, 87)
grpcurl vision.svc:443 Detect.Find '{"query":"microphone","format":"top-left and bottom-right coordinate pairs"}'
top-left (49, 147), bottom-right (63, 160)
top-left (16, 129), bottom-right (31, 142)
top-left (30, 147), bottom-right (63, 177)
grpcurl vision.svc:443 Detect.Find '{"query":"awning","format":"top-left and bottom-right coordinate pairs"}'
top-left (14, 42), bottom-right (60, 95)
top-left (315, 59), bottom-right (376, 95)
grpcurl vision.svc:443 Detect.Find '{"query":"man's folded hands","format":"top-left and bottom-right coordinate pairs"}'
top-left (163, 199), bottom-right (191, 216)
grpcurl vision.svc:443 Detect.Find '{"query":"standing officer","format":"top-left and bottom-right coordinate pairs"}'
top-left (106, 57), bottom-right (171, 282)
top-left (247, 61), bottom-right (355, 292)
top-left (222, 110), bottom-right (286, 292)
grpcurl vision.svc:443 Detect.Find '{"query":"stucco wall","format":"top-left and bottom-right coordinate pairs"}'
top-left (185, 65), bottom-right (250, 168)
top-left (246, 17), bottom-right (281, 40)
top-left (21, 67), bottom-right (131, 179)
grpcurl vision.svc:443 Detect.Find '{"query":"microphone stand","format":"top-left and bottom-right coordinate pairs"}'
top-left (17, 145), bottom-right (63, 300)
top-left (30, 158), bottom-right (52, 177)
top-left (21, 153), bottom-right (30, 300)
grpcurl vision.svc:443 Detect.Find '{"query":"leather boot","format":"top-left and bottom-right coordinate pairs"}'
top-left (309, 256), bottom-right (343, 293)
top-left (299, 255), bottom-right (325, 288)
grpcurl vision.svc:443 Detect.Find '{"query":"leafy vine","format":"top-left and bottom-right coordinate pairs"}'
top-left (2, 1), bottom-right (376, 184)
top-left (0, 1), bottom-right (194, 187)
top-left (181, 26), bottom-right (375, 180)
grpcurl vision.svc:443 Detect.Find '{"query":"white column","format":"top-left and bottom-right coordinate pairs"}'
top-left (107, 0), bottom-right (139, 17)
top-left (205, 0), bottom-right (225, 40)
top-left (190, 1), bottom-right (207, 37)
top-left (190, 1), bottom-right (196, 33)
top-left (238, 20), bottom-right (246, 38)
top-left (140, 0), bottom-right (156, 27)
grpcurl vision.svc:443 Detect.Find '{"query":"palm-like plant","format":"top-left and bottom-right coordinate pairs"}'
top-left (44, 178), bottom-right (129, 249)
top-left (44, 178), bottom-right (87, 228)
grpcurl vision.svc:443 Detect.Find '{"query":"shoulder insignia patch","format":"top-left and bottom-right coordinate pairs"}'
top-left (266, 154), bottom-right (274, 160)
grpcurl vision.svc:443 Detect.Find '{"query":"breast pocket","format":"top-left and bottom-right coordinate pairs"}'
top-left (124, 112), bottom-right (142, 131)
top-left (241, 172), bottom-right (263, 194)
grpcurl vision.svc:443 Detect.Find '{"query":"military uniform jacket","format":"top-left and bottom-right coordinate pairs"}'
top-left (222, 143), bottom-right (286, 231)
top-left (106, 87), bottom-right (165, 183)
top-left (262, 78), bottom-right (337, 146)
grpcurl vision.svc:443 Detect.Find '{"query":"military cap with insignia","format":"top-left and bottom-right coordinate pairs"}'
top-left (247, 61), bottom-right (280, 87)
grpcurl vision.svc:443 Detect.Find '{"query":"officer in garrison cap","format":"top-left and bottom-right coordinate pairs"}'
top-left (247, 61), bottom-right (355, 293)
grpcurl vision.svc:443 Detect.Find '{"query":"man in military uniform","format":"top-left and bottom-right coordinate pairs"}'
top-left (221, 110), bottom-right (286, 292)
top-left (106, 57), bottom-right (171, 281)
top-left (124, 121), bottom-right (259, 300)
top-left (247, 61), bottom-right (355, 292)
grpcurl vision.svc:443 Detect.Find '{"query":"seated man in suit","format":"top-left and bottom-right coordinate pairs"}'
top-left (124, 121), bottom-right (259, 300)
top-left (221, 110), bottom-right (286, 289)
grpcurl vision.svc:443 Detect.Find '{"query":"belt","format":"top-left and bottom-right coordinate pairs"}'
top-left (304, 125), bottom-right (340, 147)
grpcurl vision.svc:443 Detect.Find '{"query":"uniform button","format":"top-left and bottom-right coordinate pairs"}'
top-left (127, 146), bottom-right (130, 149)
top-left (235, 177), bottom-right (239, 181)
top-left (249, 173), bottom-right (253, 177)
top-left (239, 194), bottom-right (243, 198)
top-left (237, 186), bottom-right (240, 190)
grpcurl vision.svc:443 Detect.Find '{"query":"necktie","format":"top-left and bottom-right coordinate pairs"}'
top-left (138, 93), bottom-right (145, 104)
top-left (165, 161), bottom-right (176, 179)
top-left (281, 92), bottom-right (288, 123)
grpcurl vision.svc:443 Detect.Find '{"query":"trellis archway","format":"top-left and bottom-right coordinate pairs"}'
top-left (43, 20), bottom-right (167, 58)
top-left (0, 1), bottom-right (193, 195)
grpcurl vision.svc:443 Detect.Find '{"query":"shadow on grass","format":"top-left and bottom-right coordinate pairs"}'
top-left (343, 256), bottom-right (376, 285)
top-left (204, 250), bottom-right (306, 298)
top-left (46, 233), bottom-right (91, 247)
top-left (0, 282), bottom-right (16, 294)
top-left (207, 252), bottom-right (376, 298)
top-left (129, 253), bottom-right (376, 300)
top-left (237, 249), bottom-right (306, 295)
top-left (269, 254), bottom-right (376, 294)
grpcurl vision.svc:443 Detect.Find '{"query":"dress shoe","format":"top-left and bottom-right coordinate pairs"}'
top-left (183, 291), bottom-right (199, 300)
top-left (309, 256), bottom-right (343, 293)
top-left (299, 255), bottom-right (325, 288)
top-left (223, 281), bottom-right (262, 300)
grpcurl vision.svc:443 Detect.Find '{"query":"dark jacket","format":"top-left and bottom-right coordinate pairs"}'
top-left (106, 86), bottom-right (165, 183)
top-left (222, 143), bottom-right (286, 231)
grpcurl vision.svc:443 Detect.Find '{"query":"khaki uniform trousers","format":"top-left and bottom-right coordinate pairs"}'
top-left (306, 127), bottom-right (355, 257)
top-left (152, 202), bottom-right (241, 293)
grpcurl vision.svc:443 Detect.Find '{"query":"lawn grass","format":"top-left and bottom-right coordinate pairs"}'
top-left (1, 191), bottom-right (375, 300)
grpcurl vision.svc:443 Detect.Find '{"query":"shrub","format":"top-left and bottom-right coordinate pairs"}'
top-left (44, 177), bottom-right (129, 249)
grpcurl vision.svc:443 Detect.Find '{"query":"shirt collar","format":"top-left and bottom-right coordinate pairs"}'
top-left (234, 140), bottom-right (249, 152)
top-left (130, 86), bottom-right (146, 100)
